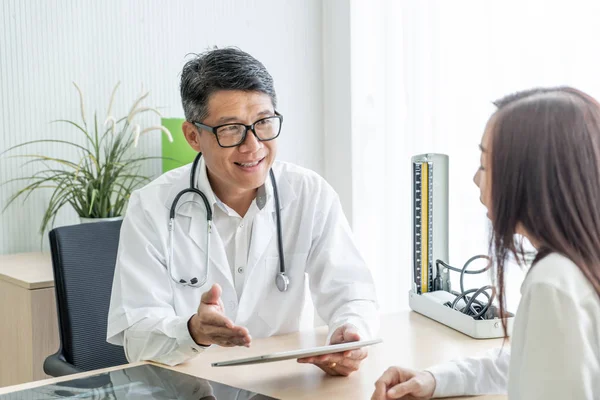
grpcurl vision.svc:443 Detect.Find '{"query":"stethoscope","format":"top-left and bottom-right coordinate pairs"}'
top-left (167, 152), bottom-right (289, 292)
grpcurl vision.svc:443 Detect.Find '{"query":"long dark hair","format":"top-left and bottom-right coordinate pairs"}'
top-left (490, 87), bottom-right (600, 337)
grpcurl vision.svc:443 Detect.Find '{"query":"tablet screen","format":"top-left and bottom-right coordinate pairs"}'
top-left (212, 338), bottom-right (383, 367)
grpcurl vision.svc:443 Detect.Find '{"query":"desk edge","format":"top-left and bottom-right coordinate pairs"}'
top-left (0, 274), bottom-right (54, 290)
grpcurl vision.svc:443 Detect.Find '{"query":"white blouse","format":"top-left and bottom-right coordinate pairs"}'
top-left (427, 253), bottom-right (600, 399)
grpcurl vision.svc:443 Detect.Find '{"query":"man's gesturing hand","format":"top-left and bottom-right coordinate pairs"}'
top-left (188, 283), bottom-right (252, 347)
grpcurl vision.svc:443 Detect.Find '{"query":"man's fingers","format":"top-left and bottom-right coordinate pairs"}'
top-left (343, 348), bottom-right (368, 360)
top-left (212, 338), bottom-right (236, 347)
top-left (300, 348), bottom-right (366, 365)
top-left (300, 355), bottom-right (360, 372)
top-left (342, 326), bottom-right (361, 343)
top-left (328, 364), bottom-right (355, 377)
top-left (217, 298), bottom-right (226, 312)
top-left (388, 379), bottom-right (419, 399)
top-left (297, 355), bottom-right (337, 364)
top-left (336, 356), bottom-right (361, 369)
top-left (321, 356), bottom-right (359, 370)
top-left (204, 322), bottom-right (249, 337)
top-left (201, 283), bottom-right (222, 305)
top-left (211, 334), bottom-right (250, 347)
top-left (202, 324), bottom-right (250, 339)
top-left (200, 322), bottom-right (252, 347)
top-left (195, 285), bottom-right (253, 348)
top-left (199, 311), bottom-right (234, 329)
top-left (304, 352), bottom-right (344, 364)
top-left (312, 361), bottom-right (356, 377)
top-left (298, 330), bottom-right (367, 375)
top-left (300, 354), bottom-right (339, 365)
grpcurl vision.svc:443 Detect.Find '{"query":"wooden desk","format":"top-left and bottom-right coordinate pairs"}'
top-left (0, 252), bottom-right (59, 387)
top-left (0, 311), bottom-right (506, 399)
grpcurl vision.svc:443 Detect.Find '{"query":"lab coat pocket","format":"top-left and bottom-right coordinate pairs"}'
top-left (258, 253), bottom-right (309, 335)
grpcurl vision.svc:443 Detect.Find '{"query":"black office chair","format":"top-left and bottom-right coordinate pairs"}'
top-left (44, 220), bottom-right (128, 377)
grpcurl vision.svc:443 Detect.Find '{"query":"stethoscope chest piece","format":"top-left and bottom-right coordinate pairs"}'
top-left (276, 272), bottom-right (289, 292)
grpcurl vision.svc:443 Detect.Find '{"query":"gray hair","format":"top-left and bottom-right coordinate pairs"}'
top-left (180, 47), bottom-right (277, 123)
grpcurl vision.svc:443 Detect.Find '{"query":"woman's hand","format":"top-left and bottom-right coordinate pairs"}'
top-left (371, 367), bottom-right (436, 399)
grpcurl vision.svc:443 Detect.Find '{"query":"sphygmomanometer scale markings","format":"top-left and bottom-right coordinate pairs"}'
top-left (422, 162), bottom-right (428, 293)
top-left (414, 162), bottom-right (422, 294)
top-left (414, 160), bottom-right (435, 295)
top-left (427, 163), bottom-right (434, 293)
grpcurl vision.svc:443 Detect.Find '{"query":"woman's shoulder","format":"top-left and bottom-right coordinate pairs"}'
top-left (523, 253), bottom-right (596, 301)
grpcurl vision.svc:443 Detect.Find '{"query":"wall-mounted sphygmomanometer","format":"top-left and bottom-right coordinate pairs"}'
top-left (408, 153), bottom-right (514, 339)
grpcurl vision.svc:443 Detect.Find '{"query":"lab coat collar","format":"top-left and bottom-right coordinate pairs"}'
top-left (160, 158), bottom-right (228, 288)
top-left (244, 163), bottom-right (297, 280)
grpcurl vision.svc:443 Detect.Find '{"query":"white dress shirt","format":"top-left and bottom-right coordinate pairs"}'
top-left (427, 253), bottom-right (600, 399)
top-left (199, 175), bottom-right (268, 300)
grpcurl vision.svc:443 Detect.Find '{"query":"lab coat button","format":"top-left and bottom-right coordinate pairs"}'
top-left (237, 267), bottom-right (244, 274)
top-left (228, 301), bottom-right (236, 310)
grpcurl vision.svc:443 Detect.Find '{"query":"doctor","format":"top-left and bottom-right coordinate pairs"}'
top-left (107, 47), bottom-right (379, 376)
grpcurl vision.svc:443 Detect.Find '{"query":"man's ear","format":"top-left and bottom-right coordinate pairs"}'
top-left (182, 121), bottom-right (202, 152)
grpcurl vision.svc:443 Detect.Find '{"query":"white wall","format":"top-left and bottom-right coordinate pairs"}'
top-left (0, 0), bottom-right (323, 254)
top-left (322, 0), bottom-right (353, 225)
top-left (336, 0), bottom-right (600, 314)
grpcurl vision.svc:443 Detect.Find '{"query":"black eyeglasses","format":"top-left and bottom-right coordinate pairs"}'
top-left (193, 112), bottom-right (283, 148)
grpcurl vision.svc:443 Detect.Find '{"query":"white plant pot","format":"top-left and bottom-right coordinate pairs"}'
top-left (79, 216), bottom-right (124, 224)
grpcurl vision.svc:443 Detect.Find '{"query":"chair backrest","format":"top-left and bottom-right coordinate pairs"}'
top-left (49, 220), bottom-right (128, 371)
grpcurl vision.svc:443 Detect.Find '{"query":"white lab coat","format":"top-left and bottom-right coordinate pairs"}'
top-left (428, 253), bottom-right (600, 399)
top-left (107, 160), bottom-right (379, 366)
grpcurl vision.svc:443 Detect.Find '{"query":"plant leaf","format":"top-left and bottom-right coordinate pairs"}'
top-left (0, 139), bottom-right (92, 158)
top-left (106, 81), bottom-right (121, 117)
top-left (50, 119), bottom-right (94, 145)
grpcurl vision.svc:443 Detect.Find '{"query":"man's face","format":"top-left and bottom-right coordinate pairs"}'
top-left (183, 90), bottom-right (278, 194)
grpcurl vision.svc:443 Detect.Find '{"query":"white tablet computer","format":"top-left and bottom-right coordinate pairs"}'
top-left (211, 338), bottom-right (383, 367)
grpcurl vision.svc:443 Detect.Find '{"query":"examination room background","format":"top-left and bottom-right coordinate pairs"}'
top-left (3, 0), bottom-right (600, 315)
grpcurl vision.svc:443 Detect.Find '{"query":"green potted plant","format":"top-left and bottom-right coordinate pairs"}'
top-left (1, 82), bottom-right (173, 234)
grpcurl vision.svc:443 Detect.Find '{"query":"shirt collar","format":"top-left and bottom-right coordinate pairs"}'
top-left (195, 156), bottom-right (271, 213)
top-left (164, 159), bottom-right (295, 218)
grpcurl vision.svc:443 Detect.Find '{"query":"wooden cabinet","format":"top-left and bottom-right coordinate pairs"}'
top-left (0, 252), bottom-right (59, 387)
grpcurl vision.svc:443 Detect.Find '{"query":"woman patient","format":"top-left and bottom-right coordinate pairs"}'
top-left (372, 87), bottom-right (600, 399)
